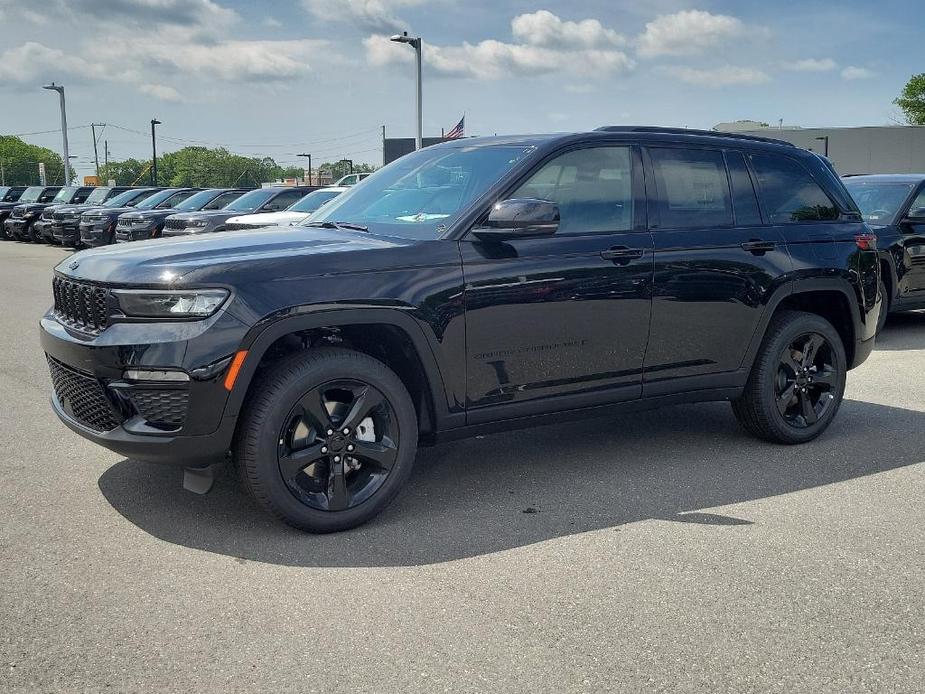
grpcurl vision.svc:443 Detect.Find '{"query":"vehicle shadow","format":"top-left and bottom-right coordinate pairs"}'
top-left (876, 311), bottom-right (925, 350)
top-left (98, 399), bottom-right (924, 567)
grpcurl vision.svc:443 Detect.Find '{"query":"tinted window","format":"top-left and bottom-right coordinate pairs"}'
top-left (224, 189), bottom-right (277, 212)
top-left (83, 187), bottom-right (112, 205)
top-left (73, 188), bottom-right (92, 203)
top-left (261, 190), bottom-right (305, 211)
top-left (155, 190), bottom-right (196, 209)
top-left (907, 187), bottom-right (925, 217)
top-left (749, 154), bottom-right (838, 223)
top-left (136, 190), bottom-right (182, 210)
top-left (725, 151), bottom-right (762, 225)
top-left (509, 146), bottom-right (634, 234)
top-left (290, 190), bottom-right (342, 213)
top-left (205, 191), bottom-right (244, 210)
top-left (649, 148), bottom-right (732, 228)
top-left (842, 182), bottom-right (915, 223)
top-left (39, 188), bottom-right (60, 203)
top-left (52, 187), bottom-right (77, 203)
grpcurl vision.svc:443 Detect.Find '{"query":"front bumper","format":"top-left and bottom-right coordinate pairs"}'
top-left (33, 219), bottom-right (54, 242)
top-left (4, 217), bottom-right (31, 238)
top-left (40, 308), bottom-right (250, 466)
top-left (115, 226), bottom-right (156, 243)
top-left (78, 219), bottom-right (114, 247)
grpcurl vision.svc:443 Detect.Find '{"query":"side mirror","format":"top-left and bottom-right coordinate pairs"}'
top-left (903, 207), bottom-right (925, 224)
top-left (471, 198), bottom-right (559, 242)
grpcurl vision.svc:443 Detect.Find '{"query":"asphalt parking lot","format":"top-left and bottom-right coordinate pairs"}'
top-left (1, 242), bottom-right (923, 693)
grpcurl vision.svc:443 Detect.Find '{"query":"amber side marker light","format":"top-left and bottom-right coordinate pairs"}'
top-left (224, 350), bottom-right (248, 391)
top-left (855, 233), bottom-right (877, 251)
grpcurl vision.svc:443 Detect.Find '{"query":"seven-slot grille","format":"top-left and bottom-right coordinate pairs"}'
top-left (52, 276), bottom-right (110, 334)
top-left (46, 355), bottom-right (120, 432)
top-left (164, 218), bottom-right (188, 230)
top-left (11, 208), bottom-right (24, 218)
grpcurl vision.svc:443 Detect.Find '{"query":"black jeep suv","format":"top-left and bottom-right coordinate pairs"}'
top-left (115, 188), bottom-right (248, 243)
top-left (43, 186), bottom-right (135, 245)
top-left (842, 174), bottom-right (925, 331)
top-left (40, 128), bottom-right (880, 533)
top-left (76, 188), bottom-right (169, 248)
top-left (0, 185), bottom-right (28, 234)
top-left (3, 186), bottom-right (61, 240)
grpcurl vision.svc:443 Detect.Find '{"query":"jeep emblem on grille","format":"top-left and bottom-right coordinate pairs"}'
top-left (68, 260), bottom-right (80, 270)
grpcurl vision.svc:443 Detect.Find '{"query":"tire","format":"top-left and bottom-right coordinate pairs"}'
top-left (234, 347), bottom-right (418, 533)
top-left (732, 310), bottom-right (846, 444)
top-left (876, 277), bottom-right (889, 335)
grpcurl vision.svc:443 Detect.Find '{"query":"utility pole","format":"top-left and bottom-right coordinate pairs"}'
top-left (297, 153), bottom-right (312, 185)
top-left (0, 160), bottom-right (4, 185)
top-left (390, 32), bottom-right (423, 150)
top-left (90, 123), bottom-right (104, 180)
top-left (382, 125), bottom-right (386, 167)
top-left (42, 83), bottom-right (71, 184)
top-left (150, 118), bottom-right (161, 185)
top-left (104, 140), bottom-right (109, 182)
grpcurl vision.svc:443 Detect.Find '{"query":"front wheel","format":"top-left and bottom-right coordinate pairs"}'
top-left (234, 347), bottom-right (418, 533)
top-left (732, 310), bottom-right (846, 444)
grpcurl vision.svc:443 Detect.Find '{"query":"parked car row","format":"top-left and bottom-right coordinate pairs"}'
top-left (0, 182), bottom-right (348, 248)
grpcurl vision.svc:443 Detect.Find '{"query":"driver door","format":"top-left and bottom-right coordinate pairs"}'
top-left (460, 145), bottom-right (653, 423)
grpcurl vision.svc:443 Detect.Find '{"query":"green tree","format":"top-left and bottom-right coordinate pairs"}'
top-left (894, 73), bottom-right (925, 125)
top-left (100, 158), bottom-right (151, 186)
top-left (0, 135), bottom-right (69, 185)
top-left (319, 160), bottom-right (377, 183)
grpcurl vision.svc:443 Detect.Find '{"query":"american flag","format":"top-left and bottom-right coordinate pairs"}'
top-left (444, 115), bottom-right (465, 140)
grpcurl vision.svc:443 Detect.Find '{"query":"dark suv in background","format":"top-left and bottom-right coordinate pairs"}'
top-left (76, 188), bottom-right (173, 248)
top-left (2, 186), bottom-right (62, 240)
top-left (0, 186), bottom-right (28, 232)
top-left (42, 186), bottom-right (135, 244)
top-left (162, 186), bottom-right (311, 236)
top-left (18, 186), bottom-right (95, 243)
top-left (41, 127), bottom-right (879, 533)
top-left (842, 174), bottom-right (925, 331)
top-left (115, 188), bottom-right (249, 243)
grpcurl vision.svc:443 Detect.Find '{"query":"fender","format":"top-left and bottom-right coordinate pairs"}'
top-left (738, 275), bottom-right (868, 374)
top-left (222, 305), bottom-right (460, 429)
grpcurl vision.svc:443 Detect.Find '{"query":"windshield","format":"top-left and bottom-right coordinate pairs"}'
top-left (105, 190), bottom-right (146, 207)
top-left (223, 189), bottom-right (276, 212)
top-left (19, 187), bottom-right (44, 203)
top-left (843, 181), bottom-right (916, 223)
top-left (308, 145), bottom-right (534, 239)
top-left (83, 187), bottom-right (111, 205)
top-left (52, 187), bottom-right (77, 203)
top-left (288, 189), bottom-right (342, 213)
top-left (173, 189), bottom-right (224, 211)
top-left (136, 189), bottom-right (182, 210)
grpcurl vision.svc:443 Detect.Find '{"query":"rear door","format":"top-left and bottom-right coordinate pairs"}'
top-left (896, 185), bottom-right (925, 303)
top-left (642, 146), bottom-right (792, 392)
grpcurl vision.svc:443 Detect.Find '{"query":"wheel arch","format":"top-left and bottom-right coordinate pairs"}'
top-left (224, 307), bottom-right (451, 436)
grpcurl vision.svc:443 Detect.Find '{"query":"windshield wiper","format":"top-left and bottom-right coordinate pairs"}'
top-left (303, 220), bottom-right (369, 232)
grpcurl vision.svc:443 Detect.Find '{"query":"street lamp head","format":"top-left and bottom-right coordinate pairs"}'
top-left (42, 83), bottom-right (63, 93)
top-left (390, 31), bottom-right (419, 46)
top-left (151, 118), bottom-right (162, 126)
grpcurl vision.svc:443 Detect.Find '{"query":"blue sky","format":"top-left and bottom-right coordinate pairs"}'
top-left (0, 0), bottom-right (920, 179)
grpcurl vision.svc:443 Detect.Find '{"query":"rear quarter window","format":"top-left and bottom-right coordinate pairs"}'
top-left (749, 153), bottom-right (839, 223)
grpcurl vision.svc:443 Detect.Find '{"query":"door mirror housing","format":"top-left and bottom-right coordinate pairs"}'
top-left (471, 198), bottom-right (559, 241)
top-left (903, 207), bottom-right (925, 224)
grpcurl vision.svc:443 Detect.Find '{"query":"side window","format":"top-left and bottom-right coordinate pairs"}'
top-left (263, 191), bottom-right (303, 211)
top-left (508, 146), bottom-right (634, 235)
top-left (749, 153), bottom-right (839, 223)
top-left (205, 192), bottom-right (241, 210)
top-left (908, 188), bottom-right (925, 216)
top-left (725, 151), bottom-right (762, 225)
top-left (649, 147), bottom-right (733, 228)
top-left (40, 190), bottom-right (58, 202)
top-left (74, 189), bottom-right (91, 203)
top-left (158, 191), bottom-right (195, 209)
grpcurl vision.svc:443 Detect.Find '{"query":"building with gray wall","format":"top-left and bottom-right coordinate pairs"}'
top-left (714, 122), bottom-right (925, 175)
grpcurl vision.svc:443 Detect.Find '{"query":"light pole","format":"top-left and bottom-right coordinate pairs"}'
top-left (297, 153), bottom-right (312, 185)
top-left (390, 31), bottom-right (423, 150)
top-left (42, 83), bottom-right (71, 184)
top-left (150, 118), bottom-right (161, 185)
top-left (815, 135), bottom-right (829, 157)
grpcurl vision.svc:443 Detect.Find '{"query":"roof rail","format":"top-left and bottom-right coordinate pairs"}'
top-left (594, 125), bottom-right (796, 147)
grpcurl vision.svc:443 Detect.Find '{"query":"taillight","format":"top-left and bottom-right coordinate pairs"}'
top-left (855, 233), bottom-right (877, 250)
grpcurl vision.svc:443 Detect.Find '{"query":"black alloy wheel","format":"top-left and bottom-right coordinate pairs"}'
top-left (277, 379), bottom-right (399, 512)
top-left (774, 332), bottom-right (837, 428)
top-left (236, 347), bottom-right (418, 533)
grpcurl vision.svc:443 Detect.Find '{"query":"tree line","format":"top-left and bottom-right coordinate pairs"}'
top-left (0, 136), bottom-right (376, 187)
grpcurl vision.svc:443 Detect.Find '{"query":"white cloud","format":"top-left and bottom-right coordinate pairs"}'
top-left (783, 58), bottom-right (837, 72)
top-left (139, 83), bottom-right (182, 101)
top-left (0, 41), bottom-right (110, 84)
top-left (302, 0), bottom-right (426, 32)
top-left (637, 10), bottom-right (744, 58)
top-left (841, 65), bottom-right (876, 80)
top-left (262, 16), bottom-right (282, 27)
top-left (511, 10), bottom-right (625, 49)
top-left (660, 65), bottom-right (770, 87)
top-left (365, 11), bottom-right (633, 80)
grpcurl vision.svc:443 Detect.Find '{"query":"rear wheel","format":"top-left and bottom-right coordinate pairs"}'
top-left (732, 310), bottom-right (846, 444)
top-left (234, 347), bottom-right (418, 533)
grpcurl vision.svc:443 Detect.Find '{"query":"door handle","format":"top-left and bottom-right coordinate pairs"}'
top-left (740, 239), bottom-right (776, 254)
top-left (600, 246), bottom-right (644, 263)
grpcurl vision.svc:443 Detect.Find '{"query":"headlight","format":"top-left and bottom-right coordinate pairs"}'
top-left (112, 288), bottom-right (229, 318)
top-left (23, 211), bottom-right (37, 218)
top-left (186, 219), bottom-right (209, 228)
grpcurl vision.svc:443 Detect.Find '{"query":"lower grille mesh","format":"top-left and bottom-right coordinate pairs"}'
top-left (46, 356), bottom-right (120, 432)
top-left (129, 389), bottom-right (189, 428)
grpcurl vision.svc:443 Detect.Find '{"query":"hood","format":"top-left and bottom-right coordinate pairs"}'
top-left (15, 203), bottom-right (50, 213)
top-left (83, 206), bottom-right (134, 218)
top-left (167, 209), bottom-right (233, 221)
top-left (120, 209), bottom-right (174, 220)
top-left (54, 226), bottom-right (415, 286)
top-left (228, 211), bottom-right (307, 226)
